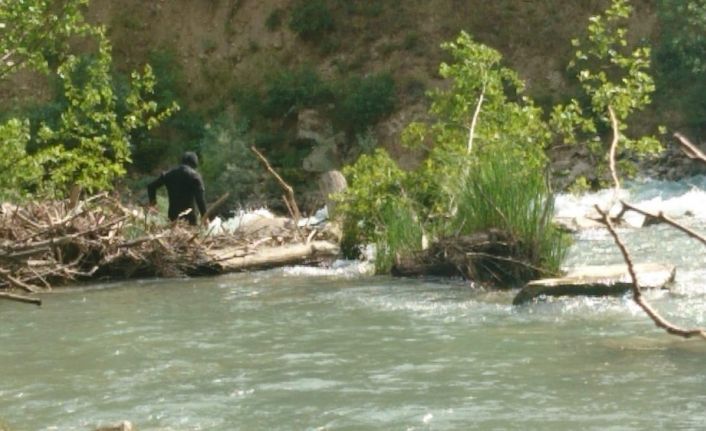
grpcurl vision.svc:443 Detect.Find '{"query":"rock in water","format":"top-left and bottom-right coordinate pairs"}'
top-left (513, 263), bottom-right (676, 305)
top-left (94, 421), bottom-right (134, 431)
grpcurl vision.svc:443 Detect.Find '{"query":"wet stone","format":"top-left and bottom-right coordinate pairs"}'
top-left (513, 263), bottom-right (676, 305)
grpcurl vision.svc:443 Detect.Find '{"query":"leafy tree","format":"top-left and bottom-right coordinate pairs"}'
top-left (33, 34), bottom-right (177, 196)
top-left (0, 1), bottom-right (177, 198)
top-left (404, 31), bottom-right (550, 218)
top-left (550, 0), bottom-right (661, 185)
top-left (0, 119), bottom-right (41, 200)
top-left (338, 32), bottom-right (566, 275)
top-left (0, 0), bottom-right (93, 79)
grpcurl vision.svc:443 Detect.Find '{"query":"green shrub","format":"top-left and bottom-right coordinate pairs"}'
top-left (199, 115), bottom-right (262, 208)
top-left (289, 0), bottom-right (334, 40)
top-left (335, 148), bottom-right (409, 258)
top-left (337, 32), bottom-right (567, 280)
top-left (266, 8), bottom-right (285, 31)
top-left (334, 72), bottom-right (396, 133)
top-left (262, 67), bottom-right (332, 118)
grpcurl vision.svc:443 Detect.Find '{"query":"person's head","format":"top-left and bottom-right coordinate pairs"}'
top-left (181, 151), bottom-right (199, 169)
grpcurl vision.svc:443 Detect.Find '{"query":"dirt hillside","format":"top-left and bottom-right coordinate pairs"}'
top-left (85, 0), bottom-right (656, 150)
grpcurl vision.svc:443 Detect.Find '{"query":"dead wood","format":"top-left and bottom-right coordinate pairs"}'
top-left (595, 115), bottom-right (706, 340)
top-left (251, 146), bottom-right (302, 224)
top-left (596, 206), bottom-right (706, 340)
top-left (391, 229), bottom-right (543, 286)
top-left (0, 193), bottom-right (340, 305)
top-left (674, 132), bottom-right (706, 163)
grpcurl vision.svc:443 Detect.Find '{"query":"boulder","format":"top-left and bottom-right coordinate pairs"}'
top-left (318, 170), bottom-right (347, 215)
top-left (302, 139), bottom-right (339, 173)
top-left (513, 263), bottom-right (676, 305)
top-left (297, 109), bottom-right (342, 173)
top-left (297, 109), bottom-right (331, 143)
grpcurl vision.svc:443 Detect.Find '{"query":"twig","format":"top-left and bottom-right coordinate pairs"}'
top-left (620, 201), bottom-right (706, 246)
top-left (0, 268), bottom-right (41, 293)
top-left (465, 252), bottom-right (553, 276)
top-left (673, 132), bottom-right (706, 163)
top-left (595, 205), bottom-right (706, 340)
top-left (251, 146), bottom-right (302, 224)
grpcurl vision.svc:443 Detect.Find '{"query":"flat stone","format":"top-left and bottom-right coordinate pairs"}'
top-left (513, 263), bottom-right (676, 305)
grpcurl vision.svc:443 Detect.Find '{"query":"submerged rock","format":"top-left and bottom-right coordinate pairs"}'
top-left (94, 421), bottom-right (134, 431)
top-left (513, 263), bottom-right (676, 305)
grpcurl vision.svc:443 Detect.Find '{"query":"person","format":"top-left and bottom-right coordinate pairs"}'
top-left (147, 151), bottom-right (208, 226)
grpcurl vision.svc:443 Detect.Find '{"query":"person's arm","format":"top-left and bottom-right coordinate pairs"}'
top-left (194, 175), bottom-right (208, 221)
top-left (147, 173), bottom-right (165, 206)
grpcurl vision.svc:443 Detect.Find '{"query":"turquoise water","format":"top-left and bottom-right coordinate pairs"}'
top-left (1, 271), bottom-right (705, 430)
top-left (2, 180), bottom-right (706, 430)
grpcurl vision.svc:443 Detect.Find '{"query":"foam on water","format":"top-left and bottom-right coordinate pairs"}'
top-left (281, 259), bottom-right (375, 278)
top-left (556, 175), bottom-right (706, 221)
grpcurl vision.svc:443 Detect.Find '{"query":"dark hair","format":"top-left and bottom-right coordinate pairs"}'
top-left (181, 151), bottom-right (199, 168)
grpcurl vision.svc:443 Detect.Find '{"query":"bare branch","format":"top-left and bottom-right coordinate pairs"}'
top-left (595, 205), bottom-right (706, 340)
top-left (251, 146), bottom-right (302, 224)
top-left (467, 83), bottom-right (486, 155)
top-left (673, 132), bottom-right (706, 164)
top-left (608, 106), bottom-right (621, 197)
top-left (620, 201), bottom-right (706, 247)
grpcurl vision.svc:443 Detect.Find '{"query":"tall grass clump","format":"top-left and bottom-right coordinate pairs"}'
top-left (454, 155), bottom-right (568, 277)
top-left (374, 201), bottom-right (424, 273)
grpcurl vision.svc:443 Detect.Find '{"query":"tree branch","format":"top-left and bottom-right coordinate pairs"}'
top-left (673, 132), bottom-right (706, 164)
top-left (620, 201), bottom-right (706, 247)
top-left (608, 106), bottom-right (621, 198)
top-left (251, 146), bottom-right (301, 224)
top-left (467, 83), bottom-right (486, 155)
top-left (595, 205), bottom-right (706, 340)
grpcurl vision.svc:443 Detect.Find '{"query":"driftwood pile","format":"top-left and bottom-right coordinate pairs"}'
top-left (0, 194), bottom-right (340, 306)
top-left (391, 229), bottom-right (543, 287)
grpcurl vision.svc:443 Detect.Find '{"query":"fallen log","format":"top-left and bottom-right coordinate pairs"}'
top-left (205, 240), bottom-right (340, 272)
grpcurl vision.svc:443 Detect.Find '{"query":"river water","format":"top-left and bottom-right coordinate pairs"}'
top-left (2, 178), bottom-right (706, 430)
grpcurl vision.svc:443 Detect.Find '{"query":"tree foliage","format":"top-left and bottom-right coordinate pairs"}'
top-left (0, 0), bottom-right (177, 199)
top-left (337, 32), bottom-right (566, 275)
top-left (655, 0), bottom-right (706, 131)
top-left (0, 0), bottom-right (93, 79)
top-left (550, 0), bottom-right (661, 184)
top-left (404, 31), bottom-right (550, 219)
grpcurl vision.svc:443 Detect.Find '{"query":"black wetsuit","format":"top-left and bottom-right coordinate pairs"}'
top-left (147, 164), bottom-right (207, 225)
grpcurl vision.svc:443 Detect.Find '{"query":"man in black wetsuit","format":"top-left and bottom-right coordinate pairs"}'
top-left (147, 151), bottom-right (208, 226)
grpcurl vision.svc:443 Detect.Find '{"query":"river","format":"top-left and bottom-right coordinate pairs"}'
top-left (1, 178), bottom-right (706, 430)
